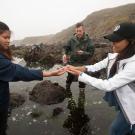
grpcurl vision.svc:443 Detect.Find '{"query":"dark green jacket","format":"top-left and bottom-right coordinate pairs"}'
top-left (64, 33), bottom-right (94, 64)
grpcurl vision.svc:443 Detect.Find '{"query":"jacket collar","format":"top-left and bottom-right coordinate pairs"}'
top-left (73, 33), bottom-right (89, 42)
top-left (108, 53), bottom-right (118, 60)
top-left (108, 53), bottom-right (135, 67)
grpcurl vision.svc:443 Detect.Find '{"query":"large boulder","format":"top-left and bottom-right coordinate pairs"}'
top-left (29, 80), bottom-right (66, 105)
top-left (24, 44), bottom-right (63, 68)
top-left (10, 45), bottom-right (30, 58)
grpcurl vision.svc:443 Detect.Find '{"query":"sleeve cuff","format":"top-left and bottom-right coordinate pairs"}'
top-left (85, 66), bottom-right (89, 72)
top-left (78, 72), bottom-right (94, 84)
top-left (78, 72), bottom-right (86, 82)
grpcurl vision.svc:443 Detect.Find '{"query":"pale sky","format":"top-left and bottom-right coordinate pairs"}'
top-left (0, 0), bottom-right (135, 40)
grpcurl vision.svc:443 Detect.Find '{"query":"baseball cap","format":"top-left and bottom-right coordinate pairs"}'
top-left (104, 22), bottom-right (135, 42)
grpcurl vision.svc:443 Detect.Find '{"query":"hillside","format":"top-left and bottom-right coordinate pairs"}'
top-left (11, 3), bottom-right (135, 46)
top-left (11, 35), bottom-right (54, 46)
top-left (47, 3), bottom-right (135, 45)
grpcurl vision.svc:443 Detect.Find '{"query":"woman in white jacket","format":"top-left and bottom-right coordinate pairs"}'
top-left (66, 22), bottom-right (135, 135)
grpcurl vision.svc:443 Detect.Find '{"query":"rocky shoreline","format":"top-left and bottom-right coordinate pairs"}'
top-left (9, 39), bottom-right (112, 109)
top-left (10, 39), bottom-right (112, 69)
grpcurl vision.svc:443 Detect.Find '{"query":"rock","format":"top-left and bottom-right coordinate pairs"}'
top-left (29, 80), bottom-right (66, 105)
top-left (10, 45), bottom-right (30, 58)
top-left (30, 109), bottom-right (43, 118)
top-left (12, 117), bottom-right (17, 121)
top-left (11, 40), bottom-right (112, 77)
top-left (10, 93), bottom-right (25, 109)
top-left (52, 107), bottom-right (64, 117)
top-left (23, 44), bottom-right (63, 69)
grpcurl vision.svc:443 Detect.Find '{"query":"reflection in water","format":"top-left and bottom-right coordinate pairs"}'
top-left (63, 88), bottom-right (91, 135)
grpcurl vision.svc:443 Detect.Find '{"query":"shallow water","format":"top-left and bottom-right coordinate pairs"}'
top-left (8, 65), bottom-right (116, 135)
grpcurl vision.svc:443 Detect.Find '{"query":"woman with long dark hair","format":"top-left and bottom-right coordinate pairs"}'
top-left (0, 21), bottom-right (65, 135)
top-left (66, 22), bottom-right (135, 135)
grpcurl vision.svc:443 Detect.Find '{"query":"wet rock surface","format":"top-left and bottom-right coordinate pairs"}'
top-left (23, 44), bottom-right (63, 69)
top-left (30, 109), bottom-right (43, 118)
top-left (29, 80), bottom-right (66, 105)
top-left (52, 107), bottom-right (64, 117)
top-left (10, 45), bottom-right (30, 58)
top-left (10, 93), bottom-right (25, 109)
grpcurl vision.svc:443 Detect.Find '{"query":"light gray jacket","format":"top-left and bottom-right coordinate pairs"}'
top-left (79, 53), bottom-right (135, 126)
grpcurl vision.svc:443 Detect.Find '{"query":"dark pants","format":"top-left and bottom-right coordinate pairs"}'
top-left (0, 108), bottom-right (8, 135)
top-left (66, 73), bottom-right (86, 89)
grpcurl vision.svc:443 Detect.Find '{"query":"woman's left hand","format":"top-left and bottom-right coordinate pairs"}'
top-left (66, 67), bottom-right (82, 76)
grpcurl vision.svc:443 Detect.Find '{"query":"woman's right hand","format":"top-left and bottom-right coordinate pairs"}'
top-left (65, 67), bottom-right (82, 76)
top-left (66, 65), bottom-right (86, 72)
top-left (43, 68), bottom-right (65, 77)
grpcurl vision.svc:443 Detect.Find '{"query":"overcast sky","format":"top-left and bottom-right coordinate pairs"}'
top-left (1, 0), bottom-right (135, 40)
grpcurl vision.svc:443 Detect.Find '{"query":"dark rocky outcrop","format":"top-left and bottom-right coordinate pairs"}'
top-left (11, 41), bottom-right (112, 70)
top-left (29, 80), bottom-right (66, 105)
top-left (10, 45), bottom-right (30, 58)
top-left (23, 43), bottom-right (63, 69)
top-left (24, 39), bottom-right (112, 68)
top-left (52, 107), bottom-right (64, 117)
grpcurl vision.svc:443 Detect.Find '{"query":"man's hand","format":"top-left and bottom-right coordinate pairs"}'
top-left (66, 65), bottom-right (76, 70)
top-left (76, 50), bottom-right (84, 55)
top-left (65, 67), bottom-right (82, 76)
top-left (65, 65), bottom-right (86, 72)
top-left (65, 66), bottom-right (82, 76)
top-left (62, 54), bottom-right (70, 64)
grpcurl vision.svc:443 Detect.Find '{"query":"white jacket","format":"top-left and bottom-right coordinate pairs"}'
top-left (78, 53), bottom-right (135, 126)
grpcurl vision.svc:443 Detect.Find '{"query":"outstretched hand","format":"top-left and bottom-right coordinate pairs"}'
top-left (52, 67), bottom-right (66, 76)
top-left (65, 65), bottom-right (86, 72)
top-left (66, 65), bottom-right (76, 70)
top-left (65, 66), bottom-right (82, 76)
top-left (76, 50), bottom-right (84, 55)
top-left (43, 67), bottom-right (65, 77)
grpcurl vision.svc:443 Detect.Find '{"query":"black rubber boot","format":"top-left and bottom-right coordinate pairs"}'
top-left (78, 88), bottom-right (85, 109)
top-left (66, 83), bottom-right (71, 90)
top-left (65, 83), bottom-right (72, 98)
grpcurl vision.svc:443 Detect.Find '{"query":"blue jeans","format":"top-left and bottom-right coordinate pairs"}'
top-left (109, 111), bottom-right (132, 135)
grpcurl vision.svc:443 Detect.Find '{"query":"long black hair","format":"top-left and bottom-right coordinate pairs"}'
top-left (0, 21), bottom-right (12, 60)
top-left (109, 39), bottom-right (135, 77)
top-left (0, 21), bottom-right (10, 33)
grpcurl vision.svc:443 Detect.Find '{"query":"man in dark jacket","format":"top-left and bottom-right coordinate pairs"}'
top-left (63, 22), bottom-right (94, 92)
